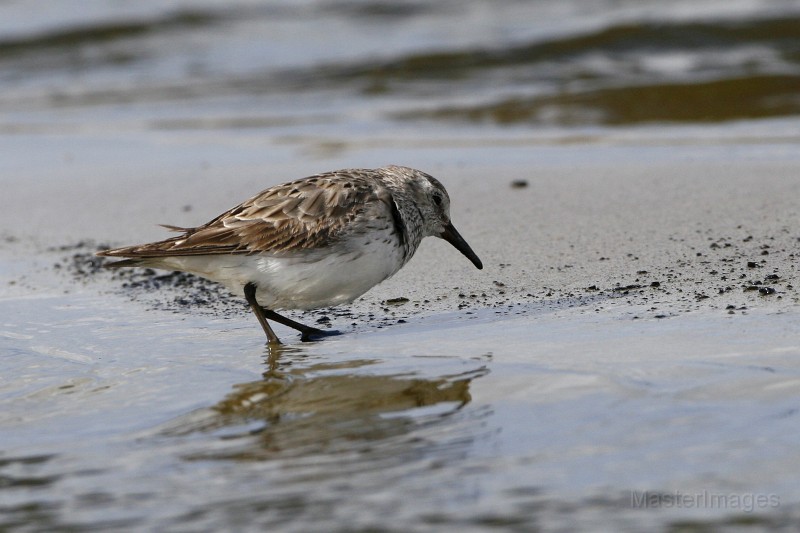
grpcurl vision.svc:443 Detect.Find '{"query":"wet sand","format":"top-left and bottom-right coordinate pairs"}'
top-left (7, 143), bottom-right (799, 319)
top-left (2, 142), bottom-right (800, 530)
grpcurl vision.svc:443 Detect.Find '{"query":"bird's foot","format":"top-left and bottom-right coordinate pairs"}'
top-left (300, 328), bottom-right (342, 342)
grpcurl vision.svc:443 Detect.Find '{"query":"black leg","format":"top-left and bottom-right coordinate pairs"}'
top-left (260, 308), bottom-right (334, 342)
top-left (244, 283), bottom-right (280, 344)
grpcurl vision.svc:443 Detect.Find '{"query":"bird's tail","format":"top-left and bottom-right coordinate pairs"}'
top-left (95, 245), bottom-right (152, 268)
top-left (100, 257), bottom-right (146, 269)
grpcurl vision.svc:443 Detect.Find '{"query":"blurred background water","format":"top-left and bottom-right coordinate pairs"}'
top-left (1, 0), bottom-right (799, 149)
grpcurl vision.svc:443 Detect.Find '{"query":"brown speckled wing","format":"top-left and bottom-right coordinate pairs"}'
top-left (101, 172), bottom-right (394, 258)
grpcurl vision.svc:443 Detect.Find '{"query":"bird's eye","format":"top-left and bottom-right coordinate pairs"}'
top-left (432, 193), bottom-right (443, 207)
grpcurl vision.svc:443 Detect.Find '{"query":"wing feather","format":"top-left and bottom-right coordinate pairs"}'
top-left (97, 171), bottom-right (393, 259)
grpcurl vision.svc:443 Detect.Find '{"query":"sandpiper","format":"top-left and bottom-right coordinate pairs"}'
top-left (97, 165), bottom-right (483, 343)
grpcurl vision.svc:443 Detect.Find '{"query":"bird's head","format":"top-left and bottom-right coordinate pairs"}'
top-left (382, 165), bottom-right (483, 270)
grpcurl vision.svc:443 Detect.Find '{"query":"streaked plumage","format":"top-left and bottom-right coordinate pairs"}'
top-left (97, 165), bottom-right (482, 343)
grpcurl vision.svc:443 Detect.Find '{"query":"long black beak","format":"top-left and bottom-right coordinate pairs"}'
top-left (441, 222), bottom-right (483, 270)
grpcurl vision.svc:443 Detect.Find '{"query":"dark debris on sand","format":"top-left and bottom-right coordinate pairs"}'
top-left (50, 226), bottom-right (798, 329)
top-left (54, 241), bottom-right (247, 317)
top-left (531, 227), bottom-right (797, 319)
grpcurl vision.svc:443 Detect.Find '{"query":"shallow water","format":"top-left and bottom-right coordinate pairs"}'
top-left (4, 283), bottom-right (800, 531)
top-left (3, 1), bottom-right (800, 531)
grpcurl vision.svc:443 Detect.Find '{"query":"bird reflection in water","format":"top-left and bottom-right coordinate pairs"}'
top-left (170, 344), bottom-right (488, 460)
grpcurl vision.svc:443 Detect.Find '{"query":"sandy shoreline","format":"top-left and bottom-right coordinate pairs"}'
top-left (4, 146), bottom-right (798, 319)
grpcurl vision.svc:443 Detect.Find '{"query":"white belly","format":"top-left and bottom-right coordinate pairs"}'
top-left (151, 232), bottom-right (408, 310)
